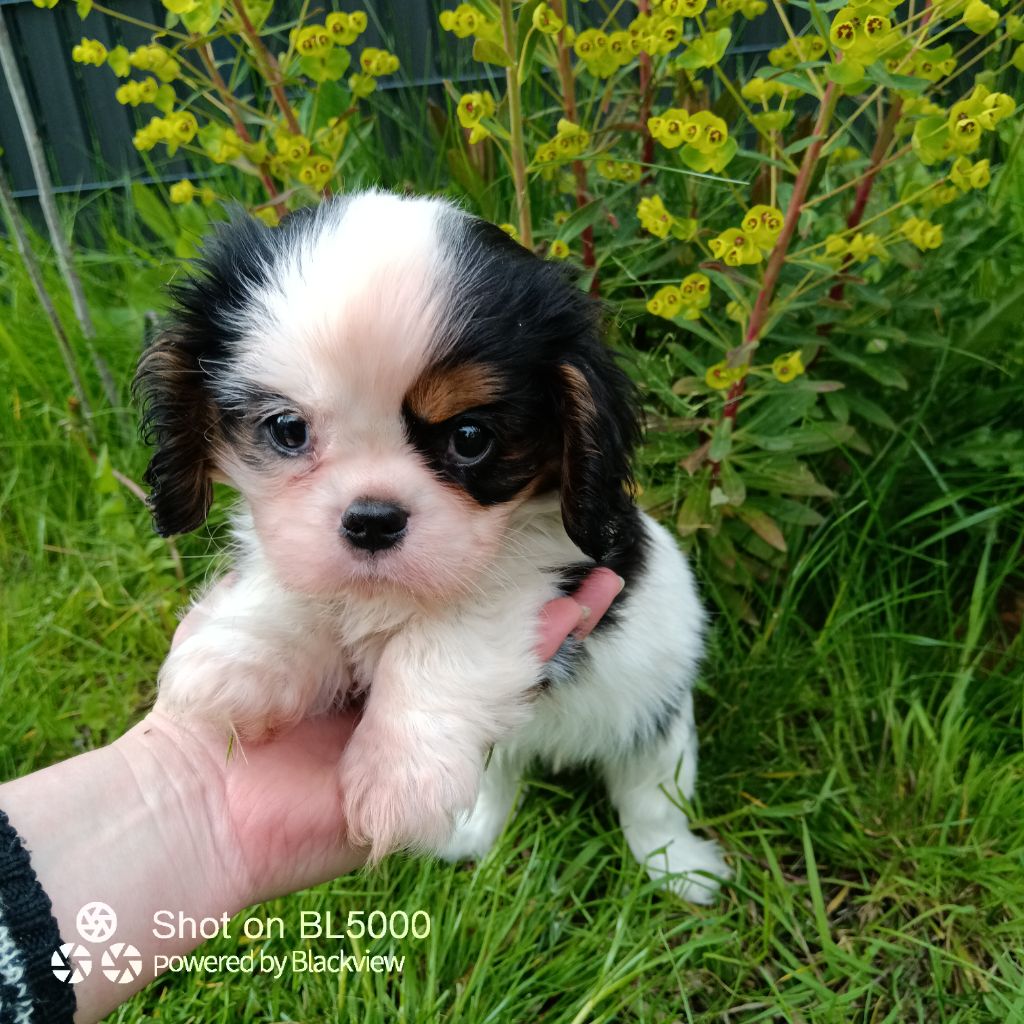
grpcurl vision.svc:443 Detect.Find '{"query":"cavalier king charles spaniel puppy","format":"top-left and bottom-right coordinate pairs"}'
top-left (136, 190), bottom-right (728, 902)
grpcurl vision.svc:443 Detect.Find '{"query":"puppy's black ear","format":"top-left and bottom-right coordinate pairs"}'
top-left (133, 331), bottom-right (216, 536)
top-left (558, 338), bottom-right (642, 562)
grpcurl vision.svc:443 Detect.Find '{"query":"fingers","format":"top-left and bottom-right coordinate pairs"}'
top-left (536, 567), bottom-right (625, 661)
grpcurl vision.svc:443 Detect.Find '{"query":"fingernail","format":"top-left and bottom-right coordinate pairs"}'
top-left (577, 603), bottom-right (592, 623)
top-left (615, 574), bottom-right (626, 593)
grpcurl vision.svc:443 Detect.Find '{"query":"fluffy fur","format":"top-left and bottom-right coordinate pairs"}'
top-left (136, 191), bottom-right (729, 902)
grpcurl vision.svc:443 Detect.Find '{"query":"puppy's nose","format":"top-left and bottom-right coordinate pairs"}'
top-left (341, 499), bottom-right (409, 552)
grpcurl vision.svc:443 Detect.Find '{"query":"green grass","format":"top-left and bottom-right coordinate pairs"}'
top-left (1, 206), bottom-right (1022, 1023)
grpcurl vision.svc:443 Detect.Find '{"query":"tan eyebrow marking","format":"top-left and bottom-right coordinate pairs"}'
top-left (406, 362), bottom-right (503, 423)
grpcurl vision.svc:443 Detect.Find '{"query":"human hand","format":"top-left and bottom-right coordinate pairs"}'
top-left (157, 566), bottom-right (625, 907)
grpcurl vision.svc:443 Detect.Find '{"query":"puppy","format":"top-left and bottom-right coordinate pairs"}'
top-left (136, 191), bottom-right (728, 902)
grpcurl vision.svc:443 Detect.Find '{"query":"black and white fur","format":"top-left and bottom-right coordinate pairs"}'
top-left (136, 191), bottom-right (728, 902)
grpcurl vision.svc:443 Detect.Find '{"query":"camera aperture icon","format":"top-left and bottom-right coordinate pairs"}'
top-left (76, 901), bottom-right (118, 944)
top-left (51, 943), bottom-right (92, 984)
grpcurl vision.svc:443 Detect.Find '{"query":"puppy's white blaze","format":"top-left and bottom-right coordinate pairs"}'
top-left (237, 191), bottom-right (454, 417)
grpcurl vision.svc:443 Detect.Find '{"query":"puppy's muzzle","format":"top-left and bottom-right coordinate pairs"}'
top-left (341, 498), bottom-right (409, 552)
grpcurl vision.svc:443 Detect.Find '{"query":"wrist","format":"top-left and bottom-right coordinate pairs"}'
top-left (0, 712), bottom-right (249, 1023)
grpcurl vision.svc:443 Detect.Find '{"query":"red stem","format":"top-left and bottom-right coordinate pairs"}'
top-left (709, 82), bottom-right (839, 483)
top-left (233, 0), bottom-right (302, 137)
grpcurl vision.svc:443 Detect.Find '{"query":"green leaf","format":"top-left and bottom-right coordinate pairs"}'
top-left (719, 460), bottom-right (747, 507)
top-left (181, 0), bottom-right (222, 35)
top-left (743, 460), bottom-right (834, 498)
top-left (737, 506), bottom-right (788, 552)
top-left (865, 62), bottom-right (926, 95)
top-left (557, 200), bottom-right (606, 243)
top-left (676, 476), bottom-right (710, 536)
top-left (826, 58), bottom-right (865, 87)
top-left (708, 418), bottom-right (733, 461)
top-left (130, 184), bottom-right (176, 243)
top-left (473, 38), bottom-right (512, 66)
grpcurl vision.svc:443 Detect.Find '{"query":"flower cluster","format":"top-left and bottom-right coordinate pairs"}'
top-left (646, 273), bottom-right (713, 321)
top-left (901, 217), bottom-right (943, 251)
top-left (349, 47), bottom-right (400, 98)
top-left (71, 37), bottom-right (106, 66)
top-left (573, 28), bottom-right (636, 77)
top-left (912, 84), bottom-right (1015, 165)
top-left (709, 206), bottom-right (783, 266)
top-left (534, 119), bottom-right (590, 167)
top-left (829, 1), bottom-right (902, 78)
top-left (132, 111), bottom-right (198, 155)
top-left (824, 231), bottom-right (888, 264)
top-left (169, 180), bottom-right (216, 205)
top-left (768, 35), bottom-right (827, 68)
top-left (457, 91), bottom-right (496, 144)
top-left (438, 3), bottom-right (501, 42)
top-left (532, 3), bottom-right (564, 35)
top-left (950, 157), bottom-right (991, 192)
top-left (637, 195), bottom-right (697, 240)
top-left (648, 108), bottom-right (734, 173)
top-left (597, 159), bottom-right (643, 183)
top-left (127, 44), bottom-right (180, 82)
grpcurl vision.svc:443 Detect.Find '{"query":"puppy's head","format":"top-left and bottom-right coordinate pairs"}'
top-left (136, 192), bottom-right (640, 600)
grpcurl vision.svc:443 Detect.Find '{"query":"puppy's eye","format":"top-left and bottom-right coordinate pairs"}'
top-left (265, 413), bottom-right (310, 455)
top-left (448, 422), bottom-right (493, 465)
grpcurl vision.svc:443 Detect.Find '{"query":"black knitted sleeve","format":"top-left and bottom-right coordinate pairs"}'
top-left (0, 809), bottom-right (76, 1024)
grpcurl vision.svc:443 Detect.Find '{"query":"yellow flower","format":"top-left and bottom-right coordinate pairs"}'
top-left (709, 228), bottom-right (761, 267)
top-left (532, 2), bottom-right (564, 34)
top-left (846, 232), bottom-right (888, 262)
top-left (275, 132), bottom-right (312, 163)
top-left (349, 73), bottom-right (377, 98)
top-left (648, 107), bottom-right (690, 150)
top-left (32, 0), bottom-right (59, 8)
top-left (129, 44), bottom-right (180, 83)
top-left (772, 351), bottom-right (805, 383)
top-left (165, 111), bottom-right (197, 150)
top-left (72, 38), bottom-right (107, 66)
top-left (162, 0), bottom-right (197, 12)
top-left (705, 361), bottom-right (744, 390)
top-left (549, 240), bottom-right (570, 260)
top-left (468, 124), bottom-right (491, 144)
top-left (200, 126), bottom-right (243, 163)
top-left (498, 222), bottom-right (520, 242)
top-left (253, 207), bottom-right (281, 228)
top-left (901, 217), bottom-right (943, 251)
top-left (439, 3), bottom-right (495, 40)
top-left (169, 179), bottom-right (196, 204)
top-left (199, 186), bottom-right (217, 206)
top-left (683, 111), bottom-right (729, 155)
top-left (740, 204), bottom-right (784, 250)
top-left (457, 91), bottom-right (496, 128)
top-left (132, 117), bottom-right (169, 153)
top-left (726, 300), bottom-right (746, 323)
top-left (679, 272), bottom-right (712, 319)
top-left (325, 12), bottom-right (364, 46)
top-left (295, 25), bottom-right (333, 57)
top-left (637, 195), bottom-right (676, 239)
top-left (741, 77), bottom-right (789, 104)
top-left (297, 155), bottom-right (333, 189)
top-left (962, 0), bottom-right (999, 33)
top-left (950, 156), bottom-right (991, 191)
top-left (646, 285), bottom-right (683, 320)
top-left (360, 47), bottom-right (399, 76)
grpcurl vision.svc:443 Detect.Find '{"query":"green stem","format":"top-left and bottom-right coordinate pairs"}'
top-left (499, 0), bottom-right (532, 248)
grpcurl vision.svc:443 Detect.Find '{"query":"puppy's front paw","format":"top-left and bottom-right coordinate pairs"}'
top-left (339, 718), bottom-right (480, 861)
top-left (628, 825), bottom-right (731, 904)
top-left (157, 630), bottom-right (326, 740)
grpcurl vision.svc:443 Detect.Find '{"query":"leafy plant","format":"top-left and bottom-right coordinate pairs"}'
top-left (55, 0), bottom-right (1024, 614)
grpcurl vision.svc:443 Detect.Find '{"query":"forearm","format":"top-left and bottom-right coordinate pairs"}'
top-left (0, 715), bottom-right (245, 1023)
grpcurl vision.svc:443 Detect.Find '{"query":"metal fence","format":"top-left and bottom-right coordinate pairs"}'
top-left (0, 0), bottom-right (787, 202)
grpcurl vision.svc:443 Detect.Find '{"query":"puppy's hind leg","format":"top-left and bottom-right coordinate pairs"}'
top-left (603, 689), bottom-right (730, 904)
